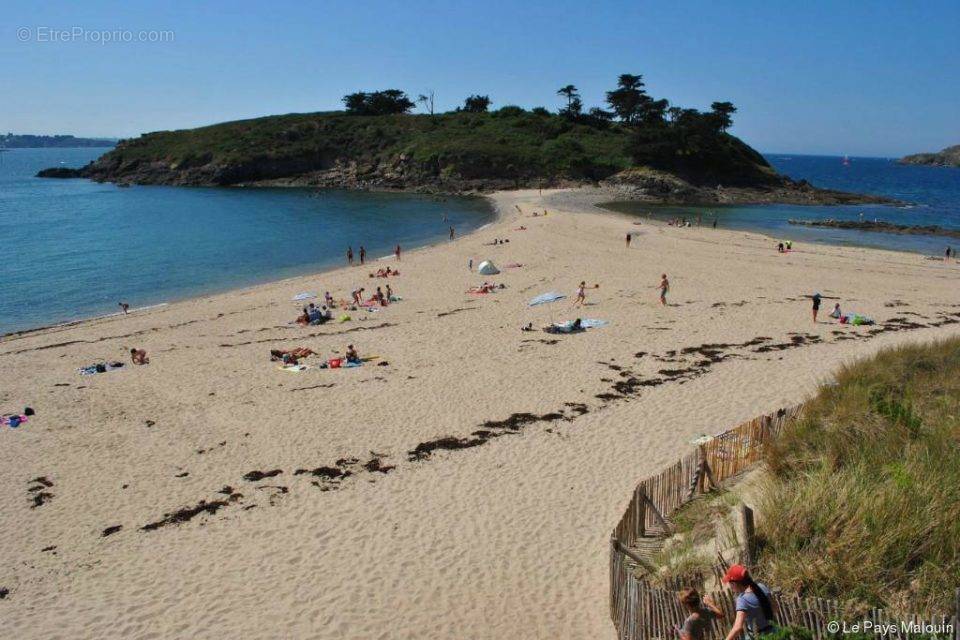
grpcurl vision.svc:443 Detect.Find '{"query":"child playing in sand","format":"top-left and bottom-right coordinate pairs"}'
top-left (130, 348), bottom-right (149, 365)
top-left (574, 281), bottom-right (586, 306)
top-left (678, 588), bottom-right (724, 640)
top-left (658, 274), bottom-right (669, 306)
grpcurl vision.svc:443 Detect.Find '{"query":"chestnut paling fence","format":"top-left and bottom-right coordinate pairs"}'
top-left (609, 405), bottom-right (958, 640)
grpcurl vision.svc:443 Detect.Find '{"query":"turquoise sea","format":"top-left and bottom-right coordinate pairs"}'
top-left (2, 149), bottom-right (957, 334)
top-left (605, 154), bottom-right (960, 256)
top-left (0, 148), bottom-right (495, 334)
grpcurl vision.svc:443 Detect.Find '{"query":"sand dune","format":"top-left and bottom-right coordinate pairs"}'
top-left (1, 189), bottom-right (958, 639)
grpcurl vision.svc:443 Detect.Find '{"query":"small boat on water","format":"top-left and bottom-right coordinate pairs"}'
top-left (842, 155), bottom-right (851, 166)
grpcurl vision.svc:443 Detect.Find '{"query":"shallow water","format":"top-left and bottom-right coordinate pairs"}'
top-left (603, 154), bottom-right (960, 255)
top-left (0, 148), bottom-right (495, 334)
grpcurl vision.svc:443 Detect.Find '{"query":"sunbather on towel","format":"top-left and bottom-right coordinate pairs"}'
top-left (345, 344), bottom-right (360, 364)
top-left (544, 318), bottom-right (584, 334)
top-left (270, 347), bottom-right (316, 365)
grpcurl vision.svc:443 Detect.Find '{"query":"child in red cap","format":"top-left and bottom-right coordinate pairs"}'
top-left (721, 564), bottom-right (776, 640)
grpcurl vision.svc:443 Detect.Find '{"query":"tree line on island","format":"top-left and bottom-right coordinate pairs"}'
top-left (340, 74), bottom-right (745, 179)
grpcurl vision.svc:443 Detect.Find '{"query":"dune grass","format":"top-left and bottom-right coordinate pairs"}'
top-left (757, 337), bottom-right (960, 615)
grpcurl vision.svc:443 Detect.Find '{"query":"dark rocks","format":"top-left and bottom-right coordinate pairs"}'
top-left (789, 218), bottom-right (960, 239)
top-left (36, 167), bottom-right (85, 178)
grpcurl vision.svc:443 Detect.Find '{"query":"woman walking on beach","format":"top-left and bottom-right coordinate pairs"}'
top-left (658, 274), bottom-right (669, 306)
top-left (721, 564), bottom-right (776, 640)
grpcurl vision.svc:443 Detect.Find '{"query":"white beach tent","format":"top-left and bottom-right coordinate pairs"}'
top-left (476, 260), bottom-right (500, 275)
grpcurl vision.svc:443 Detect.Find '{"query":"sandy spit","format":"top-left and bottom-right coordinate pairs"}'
top-left (1, 188), bottom-right (958, 639)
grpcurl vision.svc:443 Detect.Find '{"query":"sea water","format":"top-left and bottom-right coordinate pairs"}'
top-left (604, 154), bottom-right (960, 256)
top-left (0, 148), bottom-right (495, 334)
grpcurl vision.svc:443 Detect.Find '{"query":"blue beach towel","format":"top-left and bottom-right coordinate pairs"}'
top-left (528, 292), bottom-right (566, 306)
top-left (580, 319), bottom-right (609, 329)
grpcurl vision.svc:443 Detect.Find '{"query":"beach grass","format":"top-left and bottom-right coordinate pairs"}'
top-left (758, 337), bottom-right (960, 615)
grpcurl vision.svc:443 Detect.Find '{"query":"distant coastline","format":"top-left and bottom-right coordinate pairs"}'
top-left (2, 133), bottom-right (117, 149)
top-left (899, 144), bottom-right (960, 168)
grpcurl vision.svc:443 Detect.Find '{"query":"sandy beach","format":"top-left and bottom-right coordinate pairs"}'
top-left (2, 188), bottom-right (958, 639)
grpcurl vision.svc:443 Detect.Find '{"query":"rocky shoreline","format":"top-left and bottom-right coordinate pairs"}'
top-left (789, 218), bottom-right (960, 239)
top-left (37, 158), bottom-right (899, 207)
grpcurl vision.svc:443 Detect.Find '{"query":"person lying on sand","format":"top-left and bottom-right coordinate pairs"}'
top-left (543, 318), bottom-right (583, 334)
top-left (521, 322), bottom-right (534, 332)
top-left (270, 347), bottom-right (315, 365)
top-left (130, 348), bottom-right (149, 365)
top-left (468, 282), bottom-right (505, 294)
top-left (296, 306), bottom-right (311, 326)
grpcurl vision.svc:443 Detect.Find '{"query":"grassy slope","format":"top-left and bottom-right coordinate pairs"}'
top-left (759, 338), bottom-right (960, 615)
top-left (99, 110), bottom-right (774, 186)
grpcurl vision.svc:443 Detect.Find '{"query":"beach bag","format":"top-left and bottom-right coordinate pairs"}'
top-left (329, 358), bottom-right (342, 368)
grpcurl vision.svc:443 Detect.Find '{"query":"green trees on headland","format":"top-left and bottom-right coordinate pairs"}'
top-left (339, 75), bottom-right (747, 182)
top-left (342, 90), bottom-right (415, 115)
top-left (65, 73), bottom-right (774, 189)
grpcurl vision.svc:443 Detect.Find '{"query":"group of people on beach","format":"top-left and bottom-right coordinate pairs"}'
top-left (677, 564), bottom-right (775, 640)
top-left (296, 303), bottom-right (333, 326)
top-left (347, 244), bottom-right (402, 266)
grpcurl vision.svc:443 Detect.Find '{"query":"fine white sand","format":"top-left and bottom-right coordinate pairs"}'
top-left (1, 189), bottom-right (958, 639)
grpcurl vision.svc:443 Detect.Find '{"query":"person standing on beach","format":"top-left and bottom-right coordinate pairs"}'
top-left (625, 232), bottom-right (631, 248)
top-left (946, 246), bottom-right (952, 262)
top-left (468, 258), bottom-right (473, 271)
top-left (347, 247), bottom-right (354, 266)
top-left (574, 281), bottom-right (586, 306)
top-left (713, 217), bottom-right (718, 229)
top-left (359, 246), bottom-right (366, 265)
top-left (118, 302), bottom-right (129, 314)
top-left (449, 226), bottom-right (455, 240)
top-left (658, 274), bottom-right (670, 305)
top-left (395, 244), bottom-right (402, 261)
top-left (811, 292), bottom-right (822, 323)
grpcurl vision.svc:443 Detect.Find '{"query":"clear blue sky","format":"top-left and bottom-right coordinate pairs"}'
top-left (4, 0), bottom-right (959, 156)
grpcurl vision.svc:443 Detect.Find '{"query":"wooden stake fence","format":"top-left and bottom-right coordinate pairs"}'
top-left (609, 405), bottom-right (958, 640)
